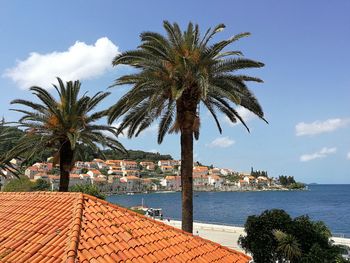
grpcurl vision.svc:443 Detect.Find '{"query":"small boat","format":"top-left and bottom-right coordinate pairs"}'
top-left (145, 208), bottom-right (163, 220)
top-left (126, 192), bottom-right (134, 195)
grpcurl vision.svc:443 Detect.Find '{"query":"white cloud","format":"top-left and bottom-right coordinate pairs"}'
top-left (223, 106), bottom-right (257, 127)
top-left (347, 152), bottom-right (350, 160)
top-left (295, 118), bottom-right (350, 136)
top-left (4, 37), bottom-right (120, 89)
top-left (207, 136), bottom-right (235, 148)
top-left (300, 147), bottom-right (337, 162)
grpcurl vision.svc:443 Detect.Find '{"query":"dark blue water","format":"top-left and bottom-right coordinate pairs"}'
top-left (107, 185), bottom-right (350, 236)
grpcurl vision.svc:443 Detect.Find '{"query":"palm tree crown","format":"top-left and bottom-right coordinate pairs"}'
top-left (108, 21), bottom-right (266, 232)
top-left (7, 78), bottom-right (125, 191)
top-left (108, 21), bottom-right (266, 139)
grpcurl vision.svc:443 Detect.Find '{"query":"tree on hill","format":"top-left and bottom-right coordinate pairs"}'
top-left (108, 21), bottom-right (266, 233)
top-left (5, 78), bottom-right (125, 192)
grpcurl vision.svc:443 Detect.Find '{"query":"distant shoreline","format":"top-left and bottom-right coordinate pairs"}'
top-left (105, 187), bottom-right (308, 196)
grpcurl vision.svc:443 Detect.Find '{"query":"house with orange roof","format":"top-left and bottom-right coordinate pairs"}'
top-left (70, 173), bottom-right (92, 187)
top-left (208, 175), bottom-right (224, 188)
top-left (107, 165), bottom-right (124, 176)
top-left (139, 161), bottom-right (155, 170)
top-left (193, 174), bottom-right (209, 186)
top-left (160, 175), bottom-right (181, 190)
top-left (87, 169), bottom-right (102, 178)
top-left (120, 175), bottom-right (142, 192)
top-left (24, 166), bottom-right (44, 179)
top-left (108, 175), bottom-right (126, 192)
top-left (74, 161), bottom-right (86, 168)
top-left (105, 159), bottom-right (123, 167)
top-left (121, 160), bottom-right (138, 170)
top-left (158, 159), bottom-right (180, 166)
top-left (122, 169), bottom-right (139, 177)
top-left (0, 192), bottom-right (250, 262)
top-left (237, 179), bottom-right (249, 189)
top-left (160, 165), bottom-right (174, 173)
top-left (92, 177), bottom-right (111, 192)
top-left (193, 166), bottom-right (209, 177)
top-left (141, 178), bottom-right (154, 191)
top-left (257, 176), bottom-right (270, 187)
top-left (79, 173), bottom-right (91, 181)
top-left (49, 173), bottom-right (90, 190)
top-left (33, 172), bottom-right (49, 181)
top-left (92, 158), bottom-right (107, 169)
top-left (209, 167), bottom-right (221, 176)
top-left (32, 162), bottom-right (53, 171)
top-left (220, 168), bottom-right (233, 176)
top-left (244, 175), bottom-right (257, 185)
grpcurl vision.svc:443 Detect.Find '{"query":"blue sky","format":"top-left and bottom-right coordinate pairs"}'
top-left (0, 0), bottom-right (349, 183)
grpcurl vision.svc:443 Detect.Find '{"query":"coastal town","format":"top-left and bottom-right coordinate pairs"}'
top-left (0, 158), bottom-right (299, 193)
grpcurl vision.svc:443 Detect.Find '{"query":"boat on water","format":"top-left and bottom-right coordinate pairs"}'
top-left (130, 198), bottom-right (163, 220)
top-left (145, 208), bottom-right (163, 220)
top-left (126, 192), bottom-right (135, 195)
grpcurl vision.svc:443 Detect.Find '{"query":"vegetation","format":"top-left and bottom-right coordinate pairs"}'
top-left (108, 21), bottom-right (266, 233)
top-left (239, 209), bottom-right (347, 262)
top-left (70, 184), bottom-right (106, 200)
top-left (279, 175), bottom-right (305, 189)
top-left (3, 176), bottom-right (50, 192)
top-left (4, 78), bottom-right (125, 191)
top-left (0, 126), bottom-right (22, 177)
top-left (250, 168), bottom-right (268, 178)
top-left (102, 149), bottom-right (172, 162)
top-left (279, 175), bottom-right (296, 186)
top-left (226, 173), bottom-right (241, 183)
top-left (0, 125), bottom-right (173, 165)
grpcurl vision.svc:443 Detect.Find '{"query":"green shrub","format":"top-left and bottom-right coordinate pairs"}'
top-left (70, 184), bottom-right (105, 200)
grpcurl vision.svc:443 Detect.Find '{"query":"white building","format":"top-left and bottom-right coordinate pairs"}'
top-left (208, 175), bottom-right (224, 188)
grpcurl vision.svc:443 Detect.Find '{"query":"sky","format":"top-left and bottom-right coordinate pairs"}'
top-left (0, 0), bottom-right (349, 183)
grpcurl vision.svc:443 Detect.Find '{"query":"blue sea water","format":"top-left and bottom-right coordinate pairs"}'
top-left (107, 184), bottom-right (350, 236)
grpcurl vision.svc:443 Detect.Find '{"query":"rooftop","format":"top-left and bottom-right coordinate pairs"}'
top-left (0, 192), bottom-right (250, 262)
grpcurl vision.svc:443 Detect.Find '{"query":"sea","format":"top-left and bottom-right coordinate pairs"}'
top-left (107, 184), bottom-right (350, 237)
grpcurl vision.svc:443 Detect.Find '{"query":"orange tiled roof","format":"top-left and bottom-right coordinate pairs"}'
top-left (0, 192), bottom-right (250, 263)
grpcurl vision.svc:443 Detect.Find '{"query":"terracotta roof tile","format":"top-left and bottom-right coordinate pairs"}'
top-left (0, 192), bottom-right (250, 262)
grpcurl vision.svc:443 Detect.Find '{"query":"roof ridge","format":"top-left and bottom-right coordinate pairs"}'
top-left (64, 192), bottom-right (84, 263)
top-left (81, 193), bottom-right (250, 260)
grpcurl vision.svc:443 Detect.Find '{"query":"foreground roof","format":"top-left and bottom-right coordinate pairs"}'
top-left (0, 192), bottom-right (250, 263)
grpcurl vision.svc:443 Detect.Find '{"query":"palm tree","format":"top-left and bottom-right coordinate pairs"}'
top-left (274, 230), bottom-right (302, 262)
top-left (7, 78), bottom-right (125, 191)
top-left (0, 127), bottom-right (20, 178)
top-left (108, 21), bottom-right (267, 233)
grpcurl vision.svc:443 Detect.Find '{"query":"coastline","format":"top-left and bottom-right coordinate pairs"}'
top-left (105, 187), bottom-right (307, 196)
top-left (159, 219), bottom-right (350, 252)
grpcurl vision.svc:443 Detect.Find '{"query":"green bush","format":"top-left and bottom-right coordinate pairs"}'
top-left (3, 176), bottom-right (50, 192)
top-left (69, 184), bottom-right (105, 200)
top-left (239, 209), bottom-right (347, 263)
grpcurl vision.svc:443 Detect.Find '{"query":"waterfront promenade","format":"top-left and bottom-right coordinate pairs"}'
top-left (160, 219), bottom-right (350, 252)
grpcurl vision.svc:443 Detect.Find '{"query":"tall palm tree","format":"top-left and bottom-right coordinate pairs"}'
top-left (108, 21), bottom-right (267, 233)
top-left (7, 78), bottom-right (125, 191)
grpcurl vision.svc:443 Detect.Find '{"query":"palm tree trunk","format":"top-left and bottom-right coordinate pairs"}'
top-left (180, 129), bottom-right (194, 233)
top-left (59, 141), bottom-right (74, 192)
